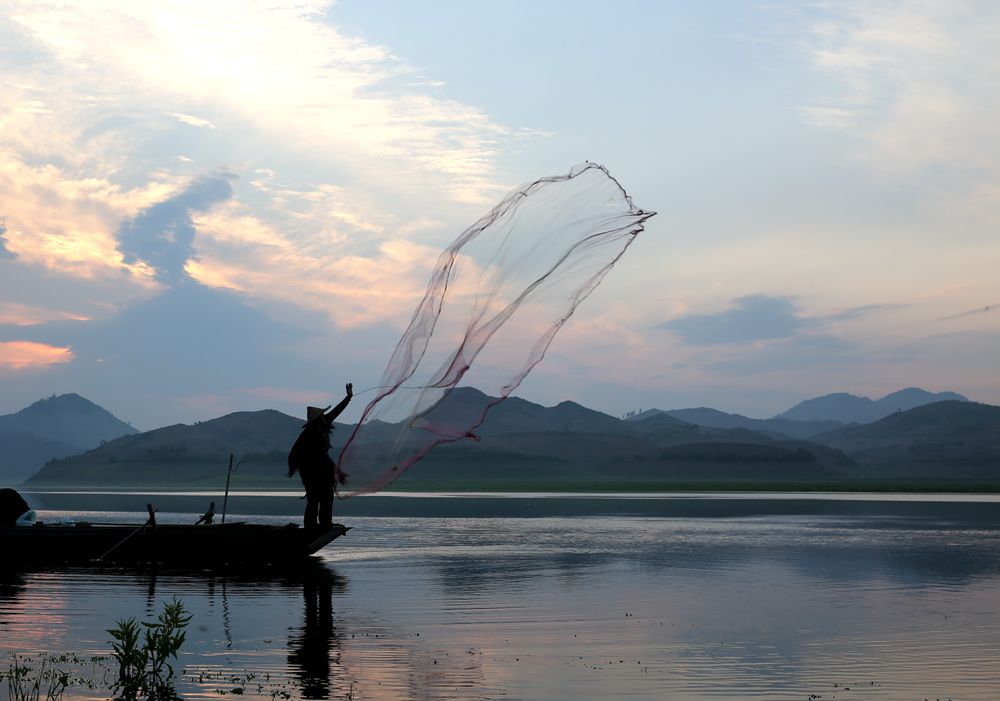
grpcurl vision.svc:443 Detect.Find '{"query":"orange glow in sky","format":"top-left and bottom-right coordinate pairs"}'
top-left (0, 340), bottom-right (74, 369)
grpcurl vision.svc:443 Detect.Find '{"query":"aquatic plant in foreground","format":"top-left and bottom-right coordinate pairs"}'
top-left (108, 597), bottom-right (191, 700)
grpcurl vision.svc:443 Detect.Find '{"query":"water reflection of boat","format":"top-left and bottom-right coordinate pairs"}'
top-left (0, 521), bottom-right (350, 565)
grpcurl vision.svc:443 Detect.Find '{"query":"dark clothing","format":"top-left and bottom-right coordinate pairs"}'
top-left (288, 394), bottom-right (351, 528)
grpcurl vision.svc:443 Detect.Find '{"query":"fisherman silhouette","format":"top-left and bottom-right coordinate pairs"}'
top-left (288, 383), bottom-right (353, 528)
top-left (195, 501), bottom-right (215, 525)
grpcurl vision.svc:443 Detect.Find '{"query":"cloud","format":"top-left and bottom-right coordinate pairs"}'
top-left (660, 294), bottom-right (911, 348)
top-left (653, 295), bottom-right (912, 382)
top-left (0, 0), bottom-right (539, 426)
top-left (3, 0), bottom-right (520, 204)
top-left (187, 204), bottom-right (443, 329)
top-left (826, 303), bottom-right (910, 321)
top-left (797, 1), bottom-right (1000, 195)
top-left (0, 303), bottom-right (90, 326)
top-left (797, 105), bottom-right (858, 129)
top-left (116, 174), bottom-right (234, 285)
top-left (0, 219), bottom-right (14, 259)
top-left (940, 304), bottom-right (998, 321)
top-left (0, 281), bottom-right (343, 426)
top-left (0, 0), bottom-right (533, 341)
top-left (170, 113), bottom-right (216, 129)
top-left (0, 340), bottom-right (73, 370)
top-left (0, 151), bottom-right (175, 281)
top-left (660, 294), bottom-right (807, 345)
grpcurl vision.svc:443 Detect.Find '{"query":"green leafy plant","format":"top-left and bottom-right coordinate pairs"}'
top-left (108, 597), bottom-right (191, 700)
top-left (108, 616), bottom-right (145, 696)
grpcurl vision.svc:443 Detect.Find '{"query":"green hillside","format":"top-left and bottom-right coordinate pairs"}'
top-left (812, 401), bottom-right (1000, 483)
top-left (22, 392), bottom-right (1000, 492)
top-left (1, 393), bottom-right (137, 485)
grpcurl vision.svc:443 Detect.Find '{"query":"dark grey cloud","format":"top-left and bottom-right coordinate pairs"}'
top-left (826, 303), bottom-right (909, 321)
top-left (660, 295), bottom-right (906, 347)
top-left (656, 295), bottom-right (910, 376)
top-left (0, 281), bottom-right (329, 427)
top-left (116, 174), bottom-right (234, 285)
top-left (0, 219), bottom-right (15, 260)
top-left (660, 294), bottom-right (806, 345)
top-left (940, 304), bottom-right (998, 321)
top-left (0, 269), bottom-right (408, 429)
top-left (0, 282), bottom-right (306, 370)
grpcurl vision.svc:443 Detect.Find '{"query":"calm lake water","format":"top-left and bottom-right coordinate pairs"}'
top-left (3, 493), bottom-right (1000, 700)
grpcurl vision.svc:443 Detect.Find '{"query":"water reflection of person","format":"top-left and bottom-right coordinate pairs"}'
top-left (287, 384), bottom-right (353, 529)
top-left (287, 563), bottom-right (346, 699)
top-left (0, 569), bottom-right (27, 622)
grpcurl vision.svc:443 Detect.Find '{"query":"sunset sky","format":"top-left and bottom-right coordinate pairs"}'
top-left (2, 1), bottom-right (998, 430)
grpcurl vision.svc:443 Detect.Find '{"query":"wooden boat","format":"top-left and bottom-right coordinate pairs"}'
top-left (0, 519), bottom-right (350, 565)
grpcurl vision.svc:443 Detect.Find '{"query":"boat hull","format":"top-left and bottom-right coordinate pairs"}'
top-left (0, 522), bottom-right (350, 565)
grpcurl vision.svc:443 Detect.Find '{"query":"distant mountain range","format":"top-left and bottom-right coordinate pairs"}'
top-left (629, 407), bottom-right (844, 439)
top-left (24, 387), bottom-right (855, 489)
top-left (630, 388), bottom-right (970, 437)
top-left (14, 386), bottom-right (999, 491)
top-left (776, 387), bottom-right (969, 423)
top-left (0, 394), bottom-right (137, 484)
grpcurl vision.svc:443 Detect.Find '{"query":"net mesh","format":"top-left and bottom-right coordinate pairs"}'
top-left (338, 162), bottom-right (655, 495)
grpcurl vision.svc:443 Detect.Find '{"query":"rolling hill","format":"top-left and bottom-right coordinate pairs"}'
top-left (17, 389), bottom-right (999, 491)
top-left (776, 388), bottom-right (969, 424)
top-left (629, 407), bottom-right (846, 439)
top-left (26, 387), bottom-right (857, 490)
top-left (0, 394), bottom-right (137, 485)
top-left (810, 400), bottom-right (1000, 483)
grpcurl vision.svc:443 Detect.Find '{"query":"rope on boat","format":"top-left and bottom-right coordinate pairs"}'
top-left (96, 504), bottom-right (157, 562)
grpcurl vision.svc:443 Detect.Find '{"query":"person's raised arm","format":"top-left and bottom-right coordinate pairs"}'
top-left (325, 382), bottom-right (353, 422)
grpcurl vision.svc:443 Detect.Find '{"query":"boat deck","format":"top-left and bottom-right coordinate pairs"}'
top-left (0, 521), bottom-right (350, 564)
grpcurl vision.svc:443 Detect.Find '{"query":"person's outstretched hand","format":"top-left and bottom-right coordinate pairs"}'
top-left (346, 382), bottom-right (353, 398)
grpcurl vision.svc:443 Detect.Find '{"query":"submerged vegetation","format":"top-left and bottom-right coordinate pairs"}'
top-left (2, 599), bottom-right (191, 701)
top-left (0, 653), bottom-right (100, 701)
top-left (2, 598), bottom-right (327, 700)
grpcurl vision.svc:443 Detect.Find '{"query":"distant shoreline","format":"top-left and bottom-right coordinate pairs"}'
top-left (21, 487), bottom-right (1000, 521)
top-left (19, 480), bottom-right (1000, 494)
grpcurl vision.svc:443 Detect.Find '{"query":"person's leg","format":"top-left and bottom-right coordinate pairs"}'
top-left (318, 480), bottom-right (334, 526)
top-left (301, 471), bottom-right (318, 528)
top-left (304, 493), bottom-right (318, 528)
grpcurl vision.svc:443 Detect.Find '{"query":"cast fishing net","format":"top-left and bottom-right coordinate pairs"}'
top-left (337, 162), bottom-right (655, 495)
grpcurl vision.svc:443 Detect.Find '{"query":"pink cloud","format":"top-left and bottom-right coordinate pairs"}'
top-left (0, 340), bottom-right (74, 369)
